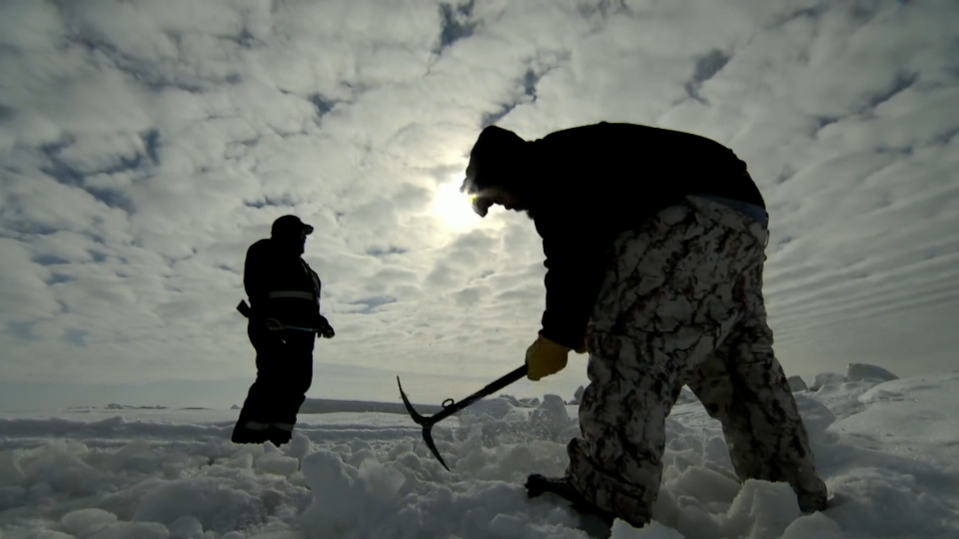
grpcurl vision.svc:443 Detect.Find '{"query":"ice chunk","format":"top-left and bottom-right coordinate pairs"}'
top-left (133, 477), bottom-right (266, 534)
top-left (787, 375), bottom-right (807, 392)
top-left (846, 363), bottom-right (898, 382)
top-left (827, 467), bottom-right (957, 537)
top-left (285, 432), bottom-right (311, 464)
top-left (527, 395), bottom-right (574, 441)
top-left (300, 450), bottom-right (360, 536)
top-left (781, 511), bottom-right (843, 539)
top-left (108, 440), bottom-right (160, 474)
top-left (810, 372), bottom-right (845, 391)
top-left (357, 459), bottom-right (406, 498)
top-left (722, 480), bottom-right (800, 539)
top-left (86, 522), bottom-right (168, 539)
top-left (667, 466), bottom-right (740, 505)
top-left (459, 396), bottom-right (516, 421)
top-left (255, 453), bottom-right (299, 477)
top-left (168, 516), bottom-right (203, 539)
top-left (20, 442), bottom-right (103, 496)
top-left (223, 453), bottom-right (254, 471)
top-left (794, 393), bottom-right (837, 445)
top-left (60, 508), bottom-right (118, 538)
top-left (497, 394), bottom-right (522, 407)
top-left (611, 520), bottom-right (686, 538)
top-left (30, 531), bottom-right (76, 539)
top-left (674, 501), bottom-right (722, 539)
top-left (0, 450), bottom-right (25, 487)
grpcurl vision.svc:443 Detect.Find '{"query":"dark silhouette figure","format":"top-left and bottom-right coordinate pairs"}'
top-left (232, 215), bottom-right (334, 446)
top-left (461, 122), bottom-right (828, 528)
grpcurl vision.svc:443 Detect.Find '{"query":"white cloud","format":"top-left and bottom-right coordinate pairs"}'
top-left (0, 0), bottom-right (957, 408)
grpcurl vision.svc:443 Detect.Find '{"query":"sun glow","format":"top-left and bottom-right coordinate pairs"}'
top-left (431, 178), bottom-right (480, 230)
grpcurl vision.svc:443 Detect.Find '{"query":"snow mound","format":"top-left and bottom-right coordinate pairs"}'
top-left (299, 449), bottom-right (585, 539)
top-left (2, 370), bottom-right (959, 539)
top-left (827, 468), bottom-right (957, 538)
top-left (132, 477), bottom-right (269, 533)
top-left (450, 394), bottom-right (577, 460)
top-left (833, 372), bottom-right (959, 468)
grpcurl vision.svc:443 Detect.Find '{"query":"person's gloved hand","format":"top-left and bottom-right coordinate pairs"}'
top-left (263, 318), bottom-right (284, 332)
top-left (317, 315), bottom-right (335, 339)
top-left (526, 335), bottom-right (571, 381)
top-left (572, 334), bottom-right (588, 355)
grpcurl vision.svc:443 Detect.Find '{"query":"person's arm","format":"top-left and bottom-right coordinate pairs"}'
top-left (307, 265), bottom-right (335, 338)
top-left (536, 214), bottom-right (609, 350)
top-left (243, 242), bottom-right (269, 312)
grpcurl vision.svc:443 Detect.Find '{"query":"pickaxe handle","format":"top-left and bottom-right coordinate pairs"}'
top-left (397, 364), bottom-right (529, 470)
top-left (431, 365), bottom-right (529, 422)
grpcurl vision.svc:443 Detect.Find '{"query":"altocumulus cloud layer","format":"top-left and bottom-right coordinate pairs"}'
top-left (0, 0), bottom-right (957, 408)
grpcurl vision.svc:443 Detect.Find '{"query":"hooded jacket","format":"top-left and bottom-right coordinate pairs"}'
top-left (521, 122), bottom-right (765, 348)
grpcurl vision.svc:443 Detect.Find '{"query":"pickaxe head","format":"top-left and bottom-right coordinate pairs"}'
top-left (397, 376), bottom-right (450, 471)
top-left (396, 365), bottom-right (527, 472)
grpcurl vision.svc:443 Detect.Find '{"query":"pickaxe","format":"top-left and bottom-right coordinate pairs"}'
top-left (397, 364), bottom-right (528, 471)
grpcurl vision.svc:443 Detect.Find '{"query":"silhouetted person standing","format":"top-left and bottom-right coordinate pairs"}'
top-left (232, 215), bottom-right (334, 446)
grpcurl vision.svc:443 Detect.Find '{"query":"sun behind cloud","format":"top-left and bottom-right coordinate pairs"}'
top-left (431, 177), bottom-right (481, 231)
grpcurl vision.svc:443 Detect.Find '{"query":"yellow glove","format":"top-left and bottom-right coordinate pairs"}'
top-left (526, 335), bottom-right (571, 381)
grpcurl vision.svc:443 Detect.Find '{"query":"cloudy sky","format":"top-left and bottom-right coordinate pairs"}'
top-left (0, 0), bottom-right (956, 411)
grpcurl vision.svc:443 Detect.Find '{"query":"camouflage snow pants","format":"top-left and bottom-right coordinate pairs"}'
top-left (566, 195), bottom-right (828, 528)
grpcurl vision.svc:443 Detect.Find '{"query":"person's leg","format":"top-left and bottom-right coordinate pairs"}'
top-left (687, 263), bottom-right (828, 513)
top-left (268, 332), bottom-right (315, 446)
top-left (232, 323), bottom-right (284, 444)
top-left (566, 198), bottom-right (767, 527)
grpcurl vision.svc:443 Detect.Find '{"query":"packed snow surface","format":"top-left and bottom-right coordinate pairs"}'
top-left (1, 366), bottom-right (957, 539)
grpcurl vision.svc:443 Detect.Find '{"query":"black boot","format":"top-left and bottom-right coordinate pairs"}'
top-left (231, 423), bottom-right (270, 444)
top-left (268, 425), bottom-right (293, 447)
top-left (526, 474), bottom-right (616, 529)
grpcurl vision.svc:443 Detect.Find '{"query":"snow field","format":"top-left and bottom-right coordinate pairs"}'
top-left (0, 365), bottom-right (957, 539)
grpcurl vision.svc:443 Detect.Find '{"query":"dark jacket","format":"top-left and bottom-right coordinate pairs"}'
top-left (525, 123), bottom-right (764, 348)
top-left (243, 239), bottom-right (323, 328)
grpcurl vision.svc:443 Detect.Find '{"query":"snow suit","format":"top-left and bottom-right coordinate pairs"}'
top-left (566, 195), bottom-right (827, 527)
top-left (232, 238), bottom-right (327, 446)
top-left (466, 123), bottom-right (828, 526)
